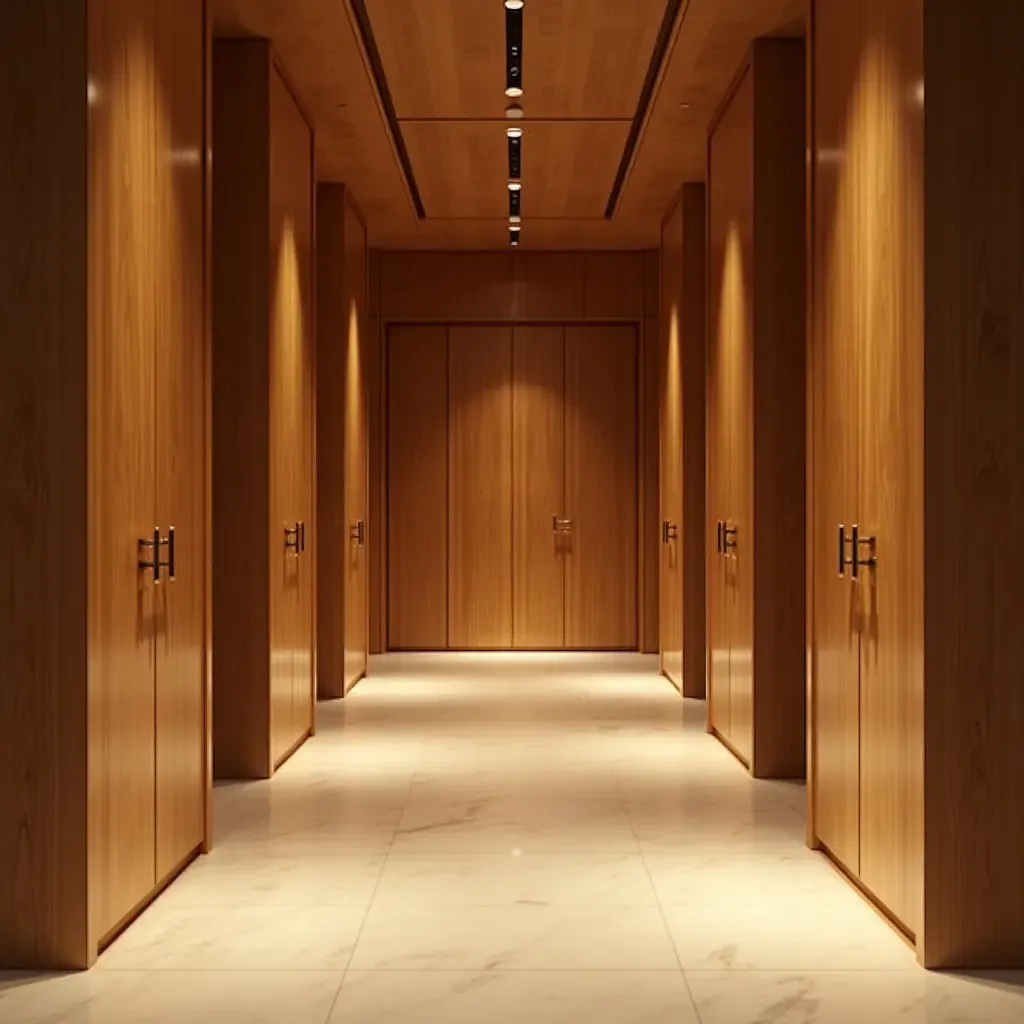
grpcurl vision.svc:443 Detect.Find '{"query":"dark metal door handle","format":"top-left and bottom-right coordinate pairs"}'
top-left (723, 521), bottom-right (738, 551)
top-left (299, 521), bottom-right (306, 553)
top-left (851, 523), bottom-right (876, 579)
top-left (160, 526), bottom-right (176, 581)
top-left (350, 520), bottom-right (364, 546)
top-left (285, 523), bottom-right (300, 554)
top-left (139, 527), bottom-right (161, 582)
top-left (716, 520), bottom-right (723, 554)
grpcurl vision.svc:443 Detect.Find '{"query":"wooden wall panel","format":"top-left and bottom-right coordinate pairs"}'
top-left (448, 327), bottom-right (514, 648)
top-left (921, 0), bottom-right (1024, 970)
top-left (512, 254), bottom-right (586, 320)
top-left (0, 0), bottom-right (90, 970)
top-left (342, 198), bottom-right (369, 694)
top-left (583, 252), bottom-right (646, 319)
top-left (680, 185), bottom-right (707, 699)
top-left (316, 186), bottom-right (369, 697)
top-left (512, 327), bottom-right (566, 648)
top-left (641, 316), bottom-right (661, 654)
top-left (387, 326), bottom-right (449, 648)
top-left (809, 0), bottom-right (862, 875)
top-left (564, 326), bottom-right (638, 649)
top-left (750, 38), bottom-right (806, 779)
top-left (153, 0), bottom-right (207, 884)
top-left (315, 184), bottom-right (348, 698)
top-left (379, 252), bottom-right (514, 321)
top-left (212, 40), bottom-right (272, 779)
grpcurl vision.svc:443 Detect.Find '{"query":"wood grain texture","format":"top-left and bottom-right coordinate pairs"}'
top-left (153, 0), bottom-right (207, 884)
top-left (750, 38), bottom-right (806, 780)
top-left (921, 0), bottom-right (1024, 969)
top-left (0, 0), bottom-right (90, 970)
top-left (641, 315), bottom-right (661, 655)
top-left (660, 202), bottom-right (684, 688)
top-left (512, 327), bottom-right (566, 649)
top-left (315, 184), bottom-right (349, 698)
top-left (365, 0), bottom-right (665, 119)
top-left (86, 0), bottom-right (160, 943)
top-left (269, 62), bottom-right (315, 764)
top-left (448, 327), bottom-right (514, 648)
top-left (707, 45), bottom-right (806, 777)
top-left (564, 325), bottom-right (638, 649)
top-left (679, 185), bottom-right (707, 699)
top-left (387, 326), bottom-right (449, 648)
top-left (809, 0), bottom-right (861, 874)
top-left (212, 39), bottom-right (273, 779)
top-left (584, 252), bottom-right (647, 320)
top-left (342, 195), bottom-right (369, 693)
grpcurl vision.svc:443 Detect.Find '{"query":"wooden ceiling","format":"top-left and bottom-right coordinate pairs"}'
top-left (210, 0), bottom-right (805, 249)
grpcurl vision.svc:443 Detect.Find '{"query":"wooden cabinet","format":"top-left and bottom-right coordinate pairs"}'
top-left (811, 0), bottom-right (925, 940)
top-left (564, 326), bottom-right (638, 649)
top-left (0, 0), bottom-right (208, 968)
top-left (316, 185), bottom-right (369, 698)
top-left (387, 323), bottom-right (639, 650)
top-left (449, 327), bottom-right (514, 648)
top-left (387, 325), bottom-right (449, 649)
top-left (810, 0), bottom-right (1024, 968)
top-left (706, 40), bottom-right (806, 778)
top-left (212, 41), bottom-right (314, 778)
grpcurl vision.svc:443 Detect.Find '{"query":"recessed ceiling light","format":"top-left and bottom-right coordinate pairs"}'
top-left (505, 0), bottom-right (525, 9)
top-left (507, 182), bottom-right (522, 192)
top-left (504, 86), bottom-right (523, 98)
top-left (505, 104), bottom-right (524, 119)
top-left (506, 126), bottom-right (523, 139)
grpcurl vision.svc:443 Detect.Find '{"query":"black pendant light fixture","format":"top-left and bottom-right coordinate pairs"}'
top-left (505, 2), bottom-right (524, 246)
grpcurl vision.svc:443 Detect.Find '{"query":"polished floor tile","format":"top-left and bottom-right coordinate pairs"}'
top-left (3, 652), bottom-right (1021, 1023)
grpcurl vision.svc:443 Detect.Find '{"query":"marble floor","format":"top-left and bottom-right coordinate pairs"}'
top-left (2, 653), bottom-right (1022, 1022)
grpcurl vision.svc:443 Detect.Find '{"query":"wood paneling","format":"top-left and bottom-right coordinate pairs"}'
top-left (1, 0), bottom-right (208, 968)
top-left (512, 327), bottom-right (566, 648)
top-left (921, 0), bottom-right (1024, 969)
top-left (660, 203), bottom-right (684, 688)
top-left (316, 186), bottom-right (369, 698)
top-left (584, 252), bottom-right (647, 321)
top-left (212, 40), bottom-right (272, 778)
top-left (387, 326), bottom-right (448, 648)
top-left (564, 326), bottom-right (638, 649)
top-left (153, 0), bottom-right (207, 884)
top-left (342, 198), bottom-right (369, 693)
top-left (680, 186), bottom-right (707, 698)
top-left (365, 0), bottom-right (666, 119)
top-left (404, 121), bottom-right (629, 220)
top-left (809, 0), bottom-right (861, 874)
top-left (0, 0), bottom-right (90, 969)
top-left (707, 42), bottom-right (805, 778)
top-left (213, 43), bottom-right (314, 778)
top-left (512, 254), bottom-right (586, 321)
top-left (750, 38), bottom-right (806, 778)
top-left (448, 327), bottom-right (514, 648)
top-left (641, 315), bottom-right (661, 654)
top-left (379, 252), bottom-right (514, 321)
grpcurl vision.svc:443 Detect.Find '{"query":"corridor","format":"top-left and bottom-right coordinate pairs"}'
top-left (2, 654), bottom-right (1022, 1022)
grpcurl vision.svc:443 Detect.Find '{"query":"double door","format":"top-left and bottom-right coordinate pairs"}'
top-left (811, 0), bottom-right (923, 935)
top-left (89, 0), bottom-right (206, 942)
top-left (388, 323), bottom-right (638, 651)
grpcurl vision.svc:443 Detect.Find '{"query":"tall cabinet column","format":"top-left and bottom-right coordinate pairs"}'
top-left (0, 0), bottom-right (209, 968)
top-left (809, 0), bottom-right (1024, 969)
top-left (706, 38), bottom-right (806, 778)
top-left (212, 40), bottom-right (315, 778)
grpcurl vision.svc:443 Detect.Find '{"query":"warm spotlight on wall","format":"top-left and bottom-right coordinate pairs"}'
top-left (505, 1), bottom-right (523, 98)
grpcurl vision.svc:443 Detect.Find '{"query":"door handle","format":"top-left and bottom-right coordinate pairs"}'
top-left (298, 521), bottom-right (306, 553)
top-left (662, 520), bottom-right (678, 544)
top-left (851, 523), bottom-right (876, 579)
top-left (552, 515), bottom-right (572, 534)
top-left (716, 520), bottom-right (723, 554)
top-left (723, 521), bottom-right (738, 552)
top-left (838, 524), bottom-right (851, 577)
top-left (139, 527), bottom-right (161, 582)
top-left (284, 522), bottom-right (301, 554)
top-left (161, 526), bottom-right (176, 581)
top-left (350, 520), bottom-right (365, 546)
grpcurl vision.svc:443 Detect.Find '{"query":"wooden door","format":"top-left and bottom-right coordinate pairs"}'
top-left (152, 0), bottom-right (205, 882)
top-left (87, 0), bottom-right (158, 938)
top-left (855, 0), bottom-right (924, 934)
top-left (344, 214), bottom-right (369, 690)
top-left (564, 325), bottom-right (638, 649)
top-left (660, 210), bottom-right (684, 687)
top-left (810, 0), bottom-right (863, 875)
top-left (387, 326), bottom-right (449, 648)
top-left (512, 326), bottom-right (565, 648)
top-left (448, 327), bottom-right (514, 648)
top-left (268, 66), bottom-right (312, 764)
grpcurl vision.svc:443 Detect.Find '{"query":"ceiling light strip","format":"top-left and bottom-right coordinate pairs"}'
top-left (603, 0), bottom-right (687, 219)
